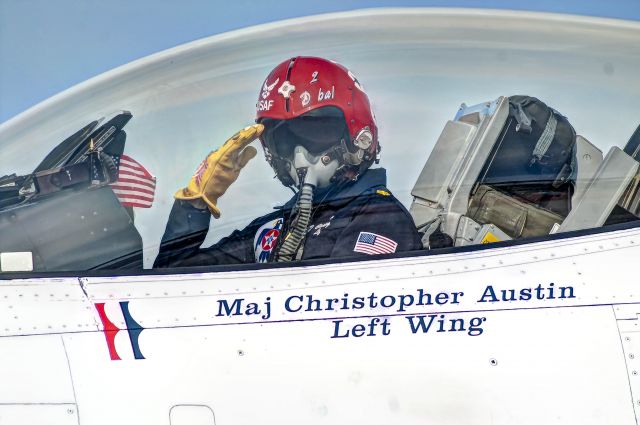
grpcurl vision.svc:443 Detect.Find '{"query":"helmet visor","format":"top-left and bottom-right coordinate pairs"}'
top-left (260, 106), bottom-right (348, 158)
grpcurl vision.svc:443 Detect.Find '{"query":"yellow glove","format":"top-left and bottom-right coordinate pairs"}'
top-left (175, 124), bottom-right (263, 218)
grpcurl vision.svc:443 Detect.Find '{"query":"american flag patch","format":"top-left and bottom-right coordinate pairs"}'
top-left (193, 158), bottom-right (209, 186)
top-left (353, 232), bottom-right (398, 255)
top-left (110, 154), bottom-right (156, 208)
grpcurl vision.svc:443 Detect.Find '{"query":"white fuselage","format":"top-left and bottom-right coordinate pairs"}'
top-left (1, 226), bottom-right (639, 424)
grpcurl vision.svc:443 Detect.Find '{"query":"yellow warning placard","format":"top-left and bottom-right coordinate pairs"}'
top-left (481, 232), bottom-right (501, 244)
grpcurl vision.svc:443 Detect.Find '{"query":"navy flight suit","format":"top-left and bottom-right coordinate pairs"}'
top-left (154, 168), bottom-right (422, 268)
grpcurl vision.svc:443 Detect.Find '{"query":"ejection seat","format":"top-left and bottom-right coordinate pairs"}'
top-left (559, 124), bottom-right (640, 232)
top-left (409, 96), bottom-right (604, 248)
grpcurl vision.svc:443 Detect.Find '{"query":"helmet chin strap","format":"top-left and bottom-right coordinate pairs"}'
top-left (275, 146), bottom-right (339, 262)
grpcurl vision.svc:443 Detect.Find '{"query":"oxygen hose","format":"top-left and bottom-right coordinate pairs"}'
top-left (276, 182), bottom-right (314, 262)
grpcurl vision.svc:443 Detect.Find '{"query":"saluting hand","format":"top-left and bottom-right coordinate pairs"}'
top-left (175, 124), bottom-right (263, 218)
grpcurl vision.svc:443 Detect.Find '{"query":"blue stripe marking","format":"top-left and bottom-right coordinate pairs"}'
top-left (120, 301), bottom-right (145, 360)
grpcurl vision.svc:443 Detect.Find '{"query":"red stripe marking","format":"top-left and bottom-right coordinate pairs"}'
top-left (354, 243), bottom-right (395, 255)
top-left (373, 242), bottom-right (397, 250)
top-left (119, 166), bottom-right (149, 175)
top-left (112, 193), bottom-right (155, 202)
top-left (95, 303), bottom-right (122, 361)
top-left (118, 169), bottom-right (154, 179)
top-left (111, 186), bottom-right (156, 196)
top-left (113, 177), bottom-right (156, 189)
top-left (119, 167), bottom-right (152, 178)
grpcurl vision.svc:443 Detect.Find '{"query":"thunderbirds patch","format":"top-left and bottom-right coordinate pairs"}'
top-left (254, 218), bottom-right (284, 262)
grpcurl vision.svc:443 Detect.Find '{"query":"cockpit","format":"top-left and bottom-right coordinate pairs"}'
top-left (0, 10), bottom-right (638, 274)
top-left (1, 93), bottom-right (639, 273)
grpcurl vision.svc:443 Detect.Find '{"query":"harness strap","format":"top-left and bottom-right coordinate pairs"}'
top-left (531, 112), bottom-right (557, 165)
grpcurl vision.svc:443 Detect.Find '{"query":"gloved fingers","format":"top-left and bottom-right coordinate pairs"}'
top-left (237, 146), bottom-right (258, 168)
top-left (226, 124), bottom-right (264, 153)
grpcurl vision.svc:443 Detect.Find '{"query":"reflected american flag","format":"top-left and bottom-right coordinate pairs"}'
top-left (110, 154), bottom-right (156, 208)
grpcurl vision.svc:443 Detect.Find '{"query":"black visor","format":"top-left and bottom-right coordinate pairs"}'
top-left (260, 106), bottom-right (349, 158)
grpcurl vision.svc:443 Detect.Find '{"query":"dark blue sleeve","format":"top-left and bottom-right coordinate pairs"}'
top-left (153, 200), bottom-right (262, 268)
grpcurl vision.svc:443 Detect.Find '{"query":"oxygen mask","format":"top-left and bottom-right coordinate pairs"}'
top-left (288, 145), bottom-right (340, 188)
top-left (260, 106), bottom-right (348, 189)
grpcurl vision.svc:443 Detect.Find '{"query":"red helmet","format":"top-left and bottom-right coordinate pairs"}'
top-left (256, 56), bottom-right (379, 187)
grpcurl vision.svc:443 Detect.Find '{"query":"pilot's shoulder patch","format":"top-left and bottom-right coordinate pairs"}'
top-left (254, 218), bottom-right (283, 263)
top-left (376, 189), bottom-right (391, 197)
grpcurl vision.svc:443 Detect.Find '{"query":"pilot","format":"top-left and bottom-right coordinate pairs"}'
top-left (154, 56), bottom-right (422, 267)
